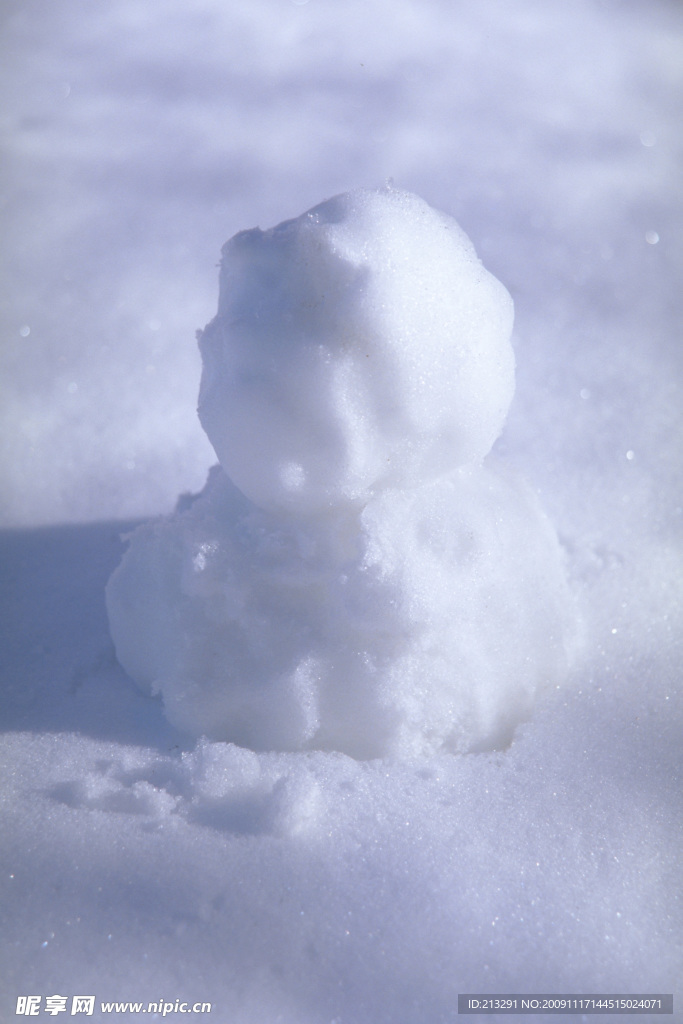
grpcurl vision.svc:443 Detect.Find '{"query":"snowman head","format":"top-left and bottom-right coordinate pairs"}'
top-left (198, 186), bottom-right (515, 514)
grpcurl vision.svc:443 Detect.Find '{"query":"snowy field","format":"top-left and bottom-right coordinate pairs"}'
top-left (1, 0), bottom-right (682, 1021)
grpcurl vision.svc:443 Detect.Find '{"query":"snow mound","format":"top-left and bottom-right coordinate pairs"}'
top-left (107, 187), bottom-right (575, 757)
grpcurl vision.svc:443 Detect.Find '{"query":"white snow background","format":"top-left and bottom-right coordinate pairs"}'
top-left (1, 0), bottom-right (682, 1020)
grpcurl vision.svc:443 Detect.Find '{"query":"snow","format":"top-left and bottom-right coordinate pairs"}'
top-left (1, 0), bottom-right (682, 1020)
top-left (106, 458), bottom-right (574, 759)
top-left (198, 188), bottom-right (515, 510)
top-left (107, 188), bottom-right (574, 759)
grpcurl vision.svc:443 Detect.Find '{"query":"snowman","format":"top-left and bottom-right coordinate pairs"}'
top-left (107, 187), bottom-right (574, 758)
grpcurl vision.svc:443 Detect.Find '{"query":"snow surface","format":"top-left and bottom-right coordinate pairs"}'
top-left (1, 0), bottom-right (682, 1020)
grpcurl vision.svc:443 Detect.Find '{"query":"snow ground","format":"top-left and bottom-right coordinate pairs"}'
top-left (1, 0), bottom-right (682, 1020)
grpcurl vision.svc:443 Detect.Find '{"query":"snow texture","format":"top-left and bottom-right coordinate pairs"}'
top-left (1, 0), bottom-right (682, 1020)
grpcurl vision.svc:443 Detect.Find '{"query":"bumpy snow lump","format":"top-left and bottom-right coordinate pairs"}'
top-left (107, 186), bottom-right (573, 759)
top-left (198, 187), bottom-right (515, 513)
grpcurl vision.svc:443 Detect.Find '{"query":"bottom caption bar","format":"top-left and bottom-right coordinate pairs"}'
top-left (457, 995), bottom-right (673, 1015)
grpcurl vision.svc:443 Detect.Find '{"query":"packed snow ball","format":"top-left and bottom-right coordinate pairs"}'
top-left (107, 187), bottom-right (575, 758)
top-left (197, 186), bottom-right (515, 513)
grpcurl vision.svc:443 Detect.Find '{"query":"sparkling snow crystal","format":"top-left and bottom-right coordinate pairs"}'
top-left (107, 186), bottom-right (574, 757)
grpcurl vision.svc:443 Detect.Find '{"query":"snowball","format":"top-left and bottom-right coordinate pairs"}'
top-left (107, 187), bottom-right (574, 758)
top-left (198, 186), bottom-right (515, 514)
